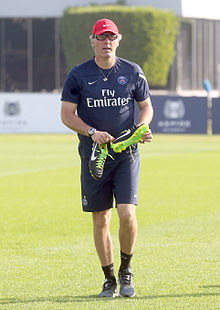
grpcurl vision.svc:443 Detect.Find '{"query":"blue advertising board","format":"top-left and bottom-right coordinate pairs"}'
top-left (150, 96), bottom-right (208, 134)
top-left (212, 98), bottom-right (220, 134)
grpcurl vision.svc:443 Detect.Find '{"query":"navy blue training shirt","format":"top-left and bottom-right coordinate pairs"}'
top-left (61, 57), bottom-right (150, 158)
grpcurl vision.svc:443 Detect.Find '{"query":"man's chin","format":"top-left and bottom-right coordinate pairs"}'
top-left (102, 51), bottom-right (112, 58)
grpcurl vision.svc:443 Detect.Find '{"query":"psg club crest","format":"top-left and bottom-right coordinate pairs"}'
top-left (82, 196), bottom-right (88, 207)
top-left (117, 76), bottom-right (127, 85)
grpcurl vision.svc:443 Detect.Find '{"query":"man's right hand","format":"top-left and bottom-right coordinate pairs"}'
top-left (91, 131), bottom-right (115, 144)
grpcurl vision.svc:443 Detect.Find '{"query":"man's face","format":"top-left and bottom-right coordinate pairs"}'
top-left (92, 32), bottom-right (120, 59)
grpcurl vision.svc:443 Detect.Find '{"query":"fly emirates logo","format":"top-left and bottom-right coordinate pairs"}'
top-left (86, 89), bottom-right (130, 108)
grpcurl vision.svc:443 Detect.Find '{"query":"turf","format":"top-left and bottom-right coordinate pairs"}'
top-left (0, 134), bottom-right (219, 310)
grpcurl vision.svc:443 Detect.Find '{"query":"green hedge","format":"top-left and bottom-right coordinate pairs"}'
top-left (60, 6), bottom-right (179, 87)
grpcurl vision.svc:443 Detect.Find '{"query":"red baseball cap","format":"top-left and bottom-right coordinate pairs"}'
top-left (92, 19), bottom-right (119, 36)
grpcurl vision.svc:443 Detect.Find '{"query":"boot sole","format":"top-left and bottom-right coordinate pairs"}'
top-left (111, 124), bottom-right (149, 153)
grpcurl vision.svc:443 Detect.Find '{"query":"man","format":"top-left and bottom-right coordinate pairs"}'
top-left (61, 18), bottom-right (153, 298)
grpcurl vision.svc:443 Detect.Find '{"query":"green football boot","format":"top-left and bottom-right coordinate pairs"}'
top-left (89, 142), bottom-right (109, 180)
top-left (110, 123), bottom-right (149, 153)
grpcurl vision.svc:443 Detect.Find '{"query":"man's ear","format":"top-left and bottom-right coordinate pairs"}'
top-left (89, 35), bottom-right (95, 48)
top-left (117, 34), bottom-right (122, 47)
top-left (91, 40), bottom-right (95, 48)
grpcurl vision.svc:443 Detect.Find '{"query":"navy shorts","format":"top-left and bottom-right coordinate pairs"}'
top-left (80, 152), bottom-right (140, 212)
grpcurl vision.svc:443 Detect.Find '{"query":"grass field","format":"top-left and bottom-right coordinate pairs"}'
top-left (0, 134), bottom-right (219, 310)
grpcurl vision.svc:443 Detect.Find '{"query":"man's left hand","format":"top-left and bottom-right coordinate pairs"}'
top-left (139, 128), bottom-right (153, 143)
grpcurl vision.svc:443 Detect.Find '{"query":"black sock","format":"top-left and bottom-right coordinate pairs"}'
top-left (119, 251), bottom-right (133, 271)
top-left (102, 263), bottom-right (116, 282)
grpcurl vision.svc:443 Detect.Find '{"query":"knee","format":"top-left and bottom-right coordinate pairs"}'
top-left (92, 210), bottom-right (111, 229)
top-left (118, 206), bottom-right (136, 225)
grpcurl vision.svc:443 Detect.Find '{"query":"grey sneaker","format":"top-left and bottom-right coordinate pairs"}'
top-left (118, 267), bottom-right (135, 297)
top-left (98, 278), bottom-right (118, 298)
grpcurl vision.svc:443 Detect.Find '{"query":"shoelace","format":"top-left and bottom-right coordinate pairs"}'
top-left (128, 144), bottom-right (137, 162)
top-left (119, 272), bottom-right (133, 286)
top-left (96, 145), bottom-right (114, 169)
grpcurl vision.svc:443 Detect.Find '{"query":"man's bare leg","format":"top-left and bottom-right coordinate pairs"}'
top-left (92, 209), bottom-right (117, 297)
top-left (117, 204), bottom-right (137, 297)
top-left (117, 204), bottom-right (137, 255)
top-left (92, 209), bottom-right (113, 266)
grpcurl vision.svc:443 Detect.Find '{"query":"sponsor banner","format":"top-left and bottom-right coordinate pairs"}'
top-left (212, 97), bottom-right (220, 134)
top-left (0, 93), bottom-right (71, 133)
top-left (150, 96), bottom-right (207, 134)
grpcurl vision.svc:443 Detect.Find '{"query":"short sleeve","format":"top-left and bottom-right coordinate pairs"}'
top-left (61, 71), bottom-right (81, 104)
top-left (133, 66), bottom-right (150, 102)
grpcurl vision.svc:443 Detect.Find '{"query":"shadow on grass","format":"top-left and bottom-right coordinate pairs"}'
top-left (200, 285), bottom-right (220, 289)
top-left (0, 292), bottom-right (219, 305)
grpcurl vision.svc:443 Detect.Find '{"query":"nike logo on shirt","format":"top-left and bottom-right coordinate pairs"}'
top-left (88, 80), bottom-right (97, 85)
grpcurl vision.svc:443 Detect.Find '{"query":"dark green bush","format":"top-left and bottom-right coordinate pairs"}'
top-left (60, 6), bottom-right (179, 87)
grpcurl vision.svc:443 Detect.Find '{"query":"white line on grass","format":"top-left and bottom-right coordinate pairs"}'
top-left (0, 163), bottom-right (79, 177)
top-left (140, 149), bottom-right (220, 158)
top-left (1, 241), bottom-right (219, 253)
